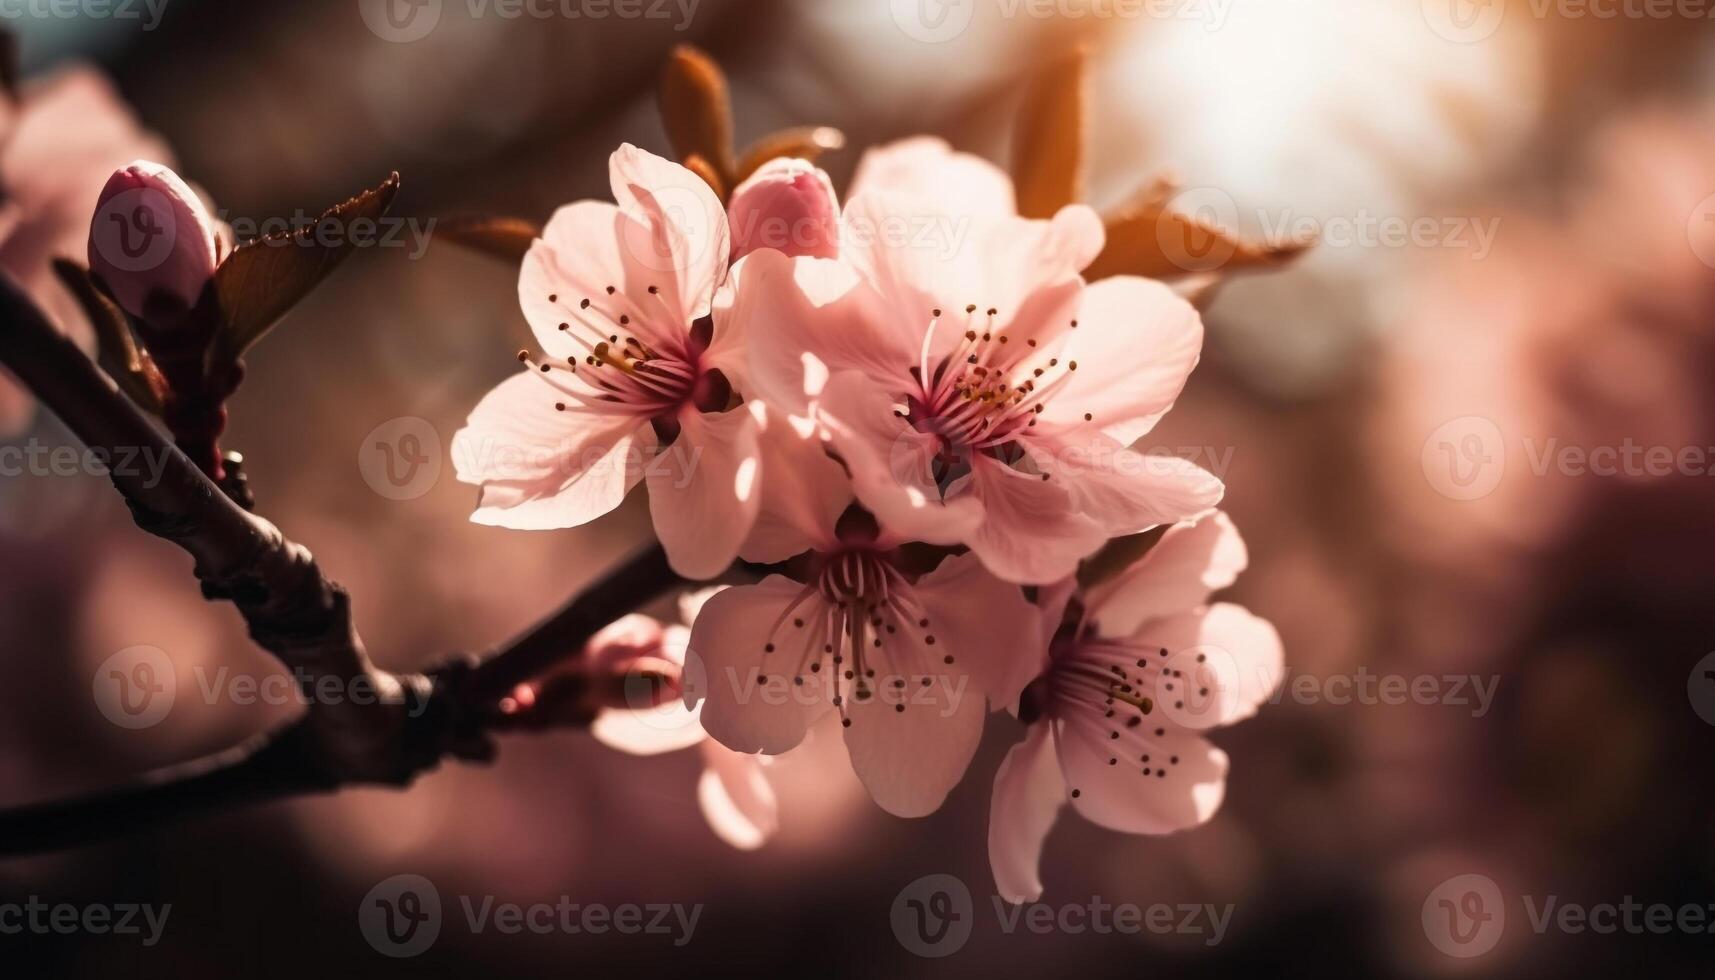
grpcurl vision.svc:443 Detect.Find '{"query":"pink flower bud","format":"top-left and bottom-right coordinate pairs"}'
top-left (87, 160), bottom-right (221, 325)
top-left (726, 158), bottom-right (840, 262)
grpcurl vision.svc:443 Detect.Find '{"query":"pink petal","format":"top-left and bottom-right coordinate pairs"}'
top-left (1039, 276), bottom-right (1204, 445)
top-left (847, 136), bottom-right (1016, 217)
top-left (964, 454), bottom-right (1109, 585)
top-left (726, 157), bottom-right (840, 262)
top-left (697, 741), bottom-right (780, 850)
top-left (736, 248), bottom-right (911, 415)
top-left (520, 201), bottom-right (678, 360)
top-left (591, 704), bottom-right (706, 756)
top-left (988, 725), bottom-right (1066, 904)
top-left (910, 551), bottom-right (1044, 711)
top-left (686, 576), bottom-right (832, 755)
top-left (816, 369), bottom-right (984, 548)
top-left (1033, 433), bottom-right (1224, 536)
top-left (647, 405), bottom-right (761, 579)
top-left (740, 402), bottom-right (850, 564)
top-left (842, 662), bottom-right (986, 818)
top-left (452, 371), bottom-right (655, 530)
top-left (1056, 721), bottom-right (1228, 835)
top-left (607, 143), bottom-right (729, 322)
top-left (1087, 512), bottom-right (1249, 637)
top-left (676, 586), bottom-right (728, 630)
top-left (585, 613), bottom-right (670, 671)
top-left (1128, 603), bottom-right (1285, 731)
top-left (841, 195), bottom-right (1102, 349)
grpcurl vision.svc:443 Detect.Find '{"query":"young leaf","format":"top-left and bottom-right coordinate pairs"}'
top-left (208, 172), bottom-right (400, 363)
top-left (1012, 48), bottom-right (1087, 220)
top-left (434, 215), bottom-right (542, 264)
top-left (681, 153), bottom-right (727, 201)
top-left (659, 44), bottom-right (735, 185)
top-left (735, 126), bottom-right (846, 185)
top-left (51, 259), bottom-right (166, 413)
top-left (1085, 178), bottom-right (1311, 282)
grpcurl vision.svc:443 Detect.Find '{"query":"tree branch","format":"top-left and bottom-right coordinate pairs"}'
top-left (0, 274), bottom-right (685, 856)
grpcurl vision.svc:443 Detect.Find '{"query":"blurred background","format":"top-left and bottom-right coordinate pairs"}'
top-left (2, 0), bottom-right (1714, 975)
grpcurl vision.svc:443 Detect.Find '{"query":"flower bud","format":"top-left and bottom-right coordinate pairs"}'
top-left (726, 157), bottom-right (840, 262)
top-left (87, 160), bottom-right (221, 326)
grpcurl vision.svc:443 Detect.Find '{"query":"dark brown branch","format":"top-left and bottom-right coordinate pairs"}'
top-left (0, 273), bottom-right (687, 855)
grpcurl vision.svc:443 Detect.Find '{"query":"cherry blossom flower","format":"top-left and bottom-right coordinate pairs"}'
top-left (451, 144), bottom-right (759, 579)
top-left (988, 511), bottom-right (1282, 902)
top-left (686, 406), bottom-right (1041, 817)
top-left (0, 67), bottom-right (172, 434)
top-left (739, 138), bottom-right (1223, 584)
top-left (517, 592), bottom-right (781, 851)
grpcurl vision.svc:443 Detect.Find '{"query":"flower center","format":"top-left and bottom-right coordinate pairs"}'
top-left (759, 549), bottom-right (951, 726)
top-left (521, 284), bottom-right (720, 422)
top-left (903, 305), bottom-right (1086, 487)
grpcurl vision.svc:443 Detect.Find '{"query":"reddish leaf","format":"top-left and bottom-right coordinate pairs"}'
top-left (209, 172), bottom-right (400, 362)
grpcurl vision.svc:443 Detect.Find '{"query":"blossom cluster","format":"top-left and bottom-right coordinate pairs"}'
top-left (55, 54), bottom-right (1281, 897)
top-left (449, 141), bottom-right (1284, 900)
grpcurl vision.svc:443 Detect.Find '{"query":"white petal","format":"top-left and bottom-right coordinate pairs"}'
top-left (989, 725), bottom-right (1066, 904)
top-left (647, 405), bottom-right (761, 579)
